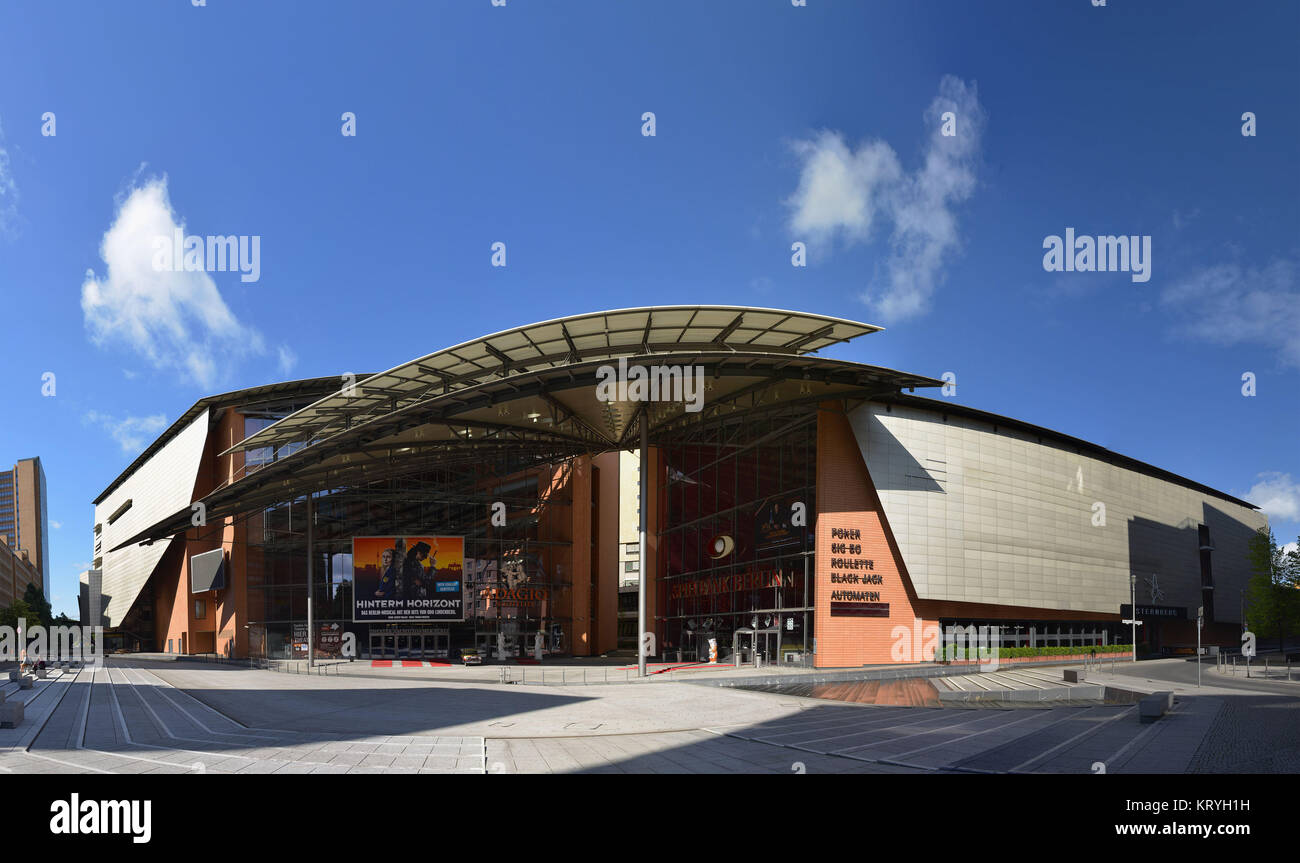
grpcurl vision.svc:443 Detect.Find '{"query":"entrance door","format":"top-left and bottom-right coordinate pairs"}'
top-left (735, 629), bottom-right (779, 664)
top-left (735, 631), bottom-right (754, 664)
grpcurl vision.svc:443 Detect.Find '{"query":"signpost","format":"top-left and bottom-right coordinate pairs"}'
top-left (1123, 574), bottom-right (1144, 663)
top-left (1196, 605), bottom-right (1203, 688)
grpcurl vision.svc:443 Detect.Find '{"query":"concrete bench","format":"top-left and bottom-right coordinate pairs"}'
top-left (18, 676), bottom-right (33, 690)
top-left (7, 670), bottom-right (19, 682)
top-left (1063, 669), bottom-right (1086, 683)
top-left (0, 701), bottom-right (24, 728)
top-left (33, 668), bottom-right (47, 679)
top-left (1139, 691), bottom-right (1174, 723)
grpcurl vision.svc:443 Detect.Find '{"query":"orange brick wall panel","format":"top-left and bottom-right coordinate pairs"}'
top-left (571, 457), bottom-right (593, 656)
top-left (211, 409), bottom-right (247, 658)
top-left (814, 403), bottom-right (934, 667)
top-left (152, 540), bottom-right (191, 653)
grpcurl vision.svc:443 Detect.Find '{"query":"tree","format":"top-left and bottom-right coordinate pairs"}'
top-left (1245, 528), bottom-right (1300, 650)
top-left (0, 599), bottom-right (33, 631)
top-left (21, 583), bottom-right (52, 629)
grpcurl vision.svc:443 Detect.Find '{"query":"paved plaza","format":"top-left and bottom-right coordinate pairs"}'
top-left (0, 657), bottom-right (1295, 774)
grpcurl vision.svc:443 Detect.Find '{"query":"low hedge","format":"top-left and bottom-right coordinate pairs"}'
top-left (994, 644), bottom-right (1132, 659)
top-left (935, 644), bottom-right (1133, 661)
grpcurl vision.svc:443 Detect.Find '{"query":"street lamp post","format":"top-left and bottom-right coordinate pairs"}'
top-left (1122, 573), bottom-right (1144, 663)
top-left (637, 416), bottom-right (648, 679)
top-left (306, 493), bottom-right (314, 670)
top-left (1196, 605), bottom-right (1203, 688)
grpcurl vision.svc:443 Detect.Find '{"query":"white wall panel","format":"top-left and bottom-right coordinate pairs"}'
top-left (94, 410), bottom-right (209, 628)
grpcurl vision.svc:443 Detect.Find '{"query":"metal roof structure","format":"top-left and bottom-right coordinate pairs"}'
top-left (109, 307), bottom-right (934, 551)
top-left (222, 306), bottom-right (881, 458)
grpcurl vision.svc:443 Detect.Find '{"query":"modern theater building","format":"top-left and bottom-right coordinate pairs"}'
top-left (90, 306), bottom-right (1268, 668)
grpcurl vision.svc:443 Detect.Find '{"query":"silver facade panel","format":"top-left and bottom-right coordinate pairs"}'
top-left (189, 547), bottom-right (225, 593)
top-left (94, 409), bottom-right (209, 628)
top-left (852, 402), bottom-right (1267, 619)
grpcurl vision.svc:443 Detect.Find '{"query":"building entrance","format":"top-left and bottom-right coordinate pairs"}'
top-left (733, 627), bottom-right (780, 664)
top-left (369, 629), bottom-right (450, 660)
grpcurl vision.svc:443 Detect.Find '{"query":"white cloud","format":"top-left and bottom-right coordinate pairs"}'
top-left (1172, 208), bottom-right (1200, 231)
top-left (1240, 472), bottom-right (1300, 522)
top-left (1283, 541), bottom-right (1298, 557)
top-left (1160, 258), bottom-right (1300, 367)
top-left (786, 76), bottom-right (985, 322)
top-left (277, 345), bottom-right (298, 377)
top-left (51, 520), bottom-right (62, 530)
top-left (0, 117), bottom-right (18, 237)
top-left (84, 410), bottom-right (168, 454)
top-left (788, 135), bottom-right (900, 243)
top-left (81, 176), bottom-right (264, 388)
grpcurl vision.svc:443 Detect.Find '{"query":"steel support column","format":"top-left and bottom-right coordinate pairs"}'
top-left (638, 416), bottom-right (648, 679)
top-left (306, 493), bottom-right (314, 669)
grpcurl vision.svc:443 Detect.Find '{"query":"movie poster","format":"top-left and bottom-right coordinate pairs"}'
top-left (755, 496), bottom-right (804, 552)
top-left (352, 536), bottom-right (465, 622)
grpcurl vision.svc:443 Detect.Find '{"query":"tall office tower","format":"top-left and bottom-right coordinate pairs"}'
top-left (0, 457), bottom-right (49, 600)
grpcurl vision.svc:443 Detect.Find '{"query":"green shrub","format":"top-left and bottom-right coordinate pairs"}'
top-left (933, 643), bottom-right (1132, 661)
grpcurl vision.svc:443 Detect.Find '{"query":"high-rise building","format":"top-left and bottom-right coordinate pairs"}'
top-left (0, 536), bottom-right (42, 609)
top-left (0, 457), bottom-right (50, 601)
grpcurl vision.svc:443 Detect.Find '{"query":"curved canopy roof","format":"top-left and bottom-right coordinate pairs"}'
top-left (223, 306), bottom-right (881, 458)
top-left (111, 306), bottom-right (939, 550)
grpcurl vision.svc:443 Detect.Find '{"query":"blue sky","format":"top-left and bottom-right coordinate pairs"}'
top-left (0, 0), bottom-right (1296, 617)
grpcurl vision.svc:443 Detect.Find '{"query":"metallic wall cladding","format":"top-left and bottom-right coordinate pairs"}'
top-left (851, 402), bottom-right (1267, 619)
top-left (94, 409), bottom-right (210, 627)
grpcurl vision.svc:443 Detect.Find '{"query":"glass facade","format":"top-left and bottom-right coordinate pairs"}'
top-left (657, 411), bottom-right (816, 664)
top-left (240, 417), bottom-right (578, 661)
